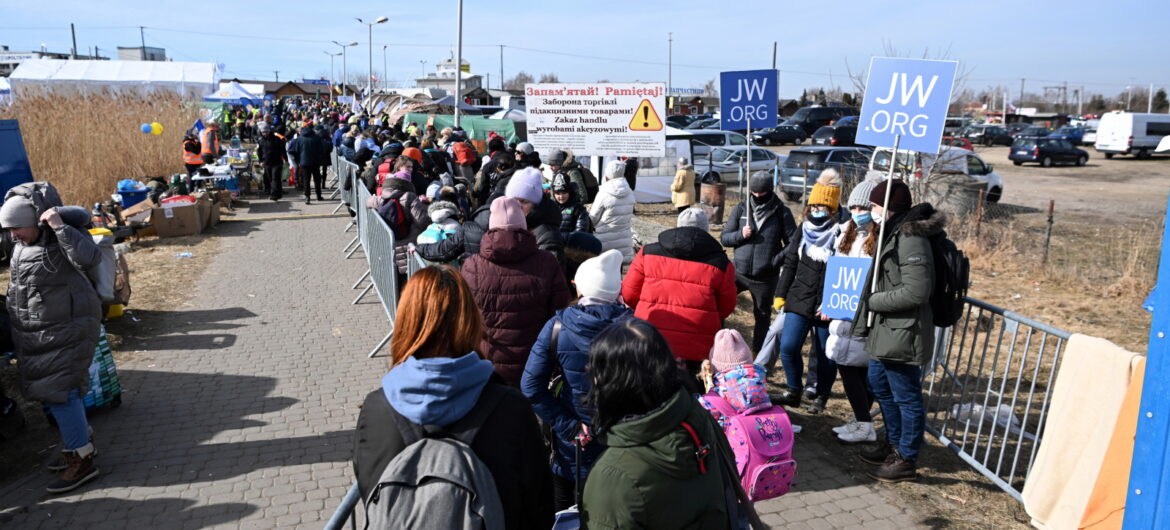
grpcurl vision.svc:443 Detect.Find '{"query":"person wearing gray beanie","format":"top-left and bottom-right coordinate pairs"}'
top-left (676, 207), bottom-right (709, 231)
top-left (848, 181), bottom-right (879, 209)
top-left (0, 196), bottom-right (39, 230)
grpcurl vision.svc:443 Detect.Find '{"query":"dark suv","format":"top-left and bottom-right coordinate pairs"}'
top-left (1009, 137), bottom-right (1088, 167)
top-left (784, 106), bottom-right (859, 136)
top-left (811, 125), bottom-right (858, 147)
top-left (779, 146), bottom-right (873, 202)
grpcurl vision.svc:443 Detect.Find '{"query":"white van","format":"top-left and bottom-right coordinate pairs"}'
top-left (1094, 111), bottom-right (1170, 159)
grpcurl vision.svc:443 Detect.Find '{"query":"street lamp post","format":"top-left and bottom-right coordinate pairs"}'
top-left (454, 0), bottom-right (464, 127)
top-left (323, 51), bottom-right (340, 95)
top-left (419, 60), bottom-right (427, 78)
top-left (382, 45), bottom-right (388, 90)
top-left (332, 40), bottom-right (358, 97)
top-left (356, 16), bottom-right (388, 98)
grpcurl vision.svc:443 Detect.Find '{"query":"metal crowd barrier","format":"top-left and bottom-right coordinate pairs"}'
top-left (922, 297), bottom-right (1070, 503)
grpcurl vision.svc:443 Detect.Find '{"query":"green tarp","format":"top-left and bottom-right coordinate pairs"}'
top-left (404, 113), bottom-right (519, 151)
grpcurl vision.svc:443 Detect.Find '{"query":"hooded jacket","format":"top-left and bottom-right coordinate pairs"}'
top-left (417, 200), bottom-right (461, 245)
top-left (851, 204), bottom-right (943, 366)
top-left (8, 217), bottom-right (103, 404)
top-left (415, 195), bottom-right (564, 264)
top-left (520, 302), bottom-right (632, 480)
top-left (291, 126), bottom-right (328, 167)
top-left (353, 353), bottom-right (554, 529)
top-left (553, 184), bottom-right (591, 237)
top-left (589, 177), bottom-right (636, 262)
top-left (671, 165), bottom-right (697, 208)
top-left (256, 132), bottom-right (287, 165)
top-left (581, 389), bottom-right (733, 529)
top-left (461, 227), bottom-right (571, 386)
top-left (621, 227), bottom-right (738, 362)
top-left (365, 177), bottom-right (429, 274)
top-left (719, 197), bottom-right (797, 278)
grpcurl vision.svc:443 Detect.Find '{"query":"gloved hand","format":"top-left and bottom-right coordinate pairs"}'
top-left (773, 297), bottom-right (786, 311)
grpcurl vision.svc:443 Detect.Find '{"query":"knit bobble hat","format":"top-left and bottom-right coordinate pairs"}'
top-left (505, 167), bottom-right (545, 205)
top-left (808, 168), bottom-right (842, 211)
top-left (710, 329), bottom-right (753, 372)
top-left (574, 249), bottom-right (624, 301)
top-left (489, 196), bottom-right (526, 230)
top-left (848, 181), bottom-right (878, 209)
top-left (677, 207), bottom-right (709, 231)
top-left (869, 179), bottom-right (913, 214)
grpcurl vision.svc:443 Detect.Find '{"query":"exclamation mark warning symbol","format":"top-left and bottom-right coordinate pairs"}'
top-left (629, 99), bottom-right (663, 131)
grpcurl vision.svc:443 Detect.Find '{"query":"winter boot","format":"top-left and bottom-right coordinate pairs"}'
top-left (45, 426), bottom-right (95, 471)
top-left (46, 442), bottom-right (100, 494)
top-left (774, 390), bottom-right (801, 408)
top-left (867, 450), bottom-right (919, 483)
top-left (858, 440), bottom-right (893, 465)
top-left (837, 422), bottom-right (877, 444)
top-left (806, 395), bottom-right (829, 414)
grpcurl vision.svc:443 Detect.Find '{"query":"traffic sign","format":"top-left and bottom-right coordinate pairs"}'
top-left (856, 57), bottom-right (958, 154)
top-left (719, 69), bottom-right (778, 131)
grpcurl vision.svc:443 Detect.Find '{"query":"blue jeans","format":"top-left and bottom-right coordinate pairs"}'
top-left (47, 389), bottom-right (90, 450)
top-left (868, 360), bottom-right (925, 461)
top-left (778, 312), bottom-right (835, 396)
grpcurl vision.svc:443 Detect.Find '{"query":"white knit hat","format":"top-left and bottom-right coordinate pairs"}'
top-left (604, 159), bottom-right (626, 180)
top-left (574, 249), bottom-right (624, 301)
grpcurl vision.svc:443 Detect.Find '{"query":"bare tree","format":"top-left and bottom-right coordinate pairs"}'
top-left (703, 78), bottom-right (718, 97)
top-left (504, 71), bottom-right (535, 90)
top-left (845, 40), bottom-right (972, 105)
top-left (538, 73), bottom-right (560, 83)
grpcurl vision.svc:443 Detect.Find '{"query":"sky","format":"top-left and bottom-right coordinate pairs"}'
top-left (2, 0), bottom-right (1166, 100)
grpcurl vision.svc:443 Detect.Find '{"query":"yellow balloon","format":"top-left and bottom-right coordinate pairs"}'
top-left (150, 122), bottom-right (164, 135)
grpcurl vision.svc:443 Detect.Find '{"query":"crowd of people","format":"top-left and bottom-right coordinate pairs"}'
top-left (329, 106), bottom-right (942, 527)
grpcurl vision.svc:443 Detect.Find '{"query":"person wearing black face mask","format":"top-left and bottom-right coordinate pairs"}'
top-left (772, 170), bottom-right (843, 413)
top-left (720, 171), bottom-right (797, 355)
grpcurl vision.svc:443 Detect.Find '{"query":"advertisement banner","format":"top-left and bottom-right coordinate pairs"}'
top-left (525, 82), bottom-right (665, 157)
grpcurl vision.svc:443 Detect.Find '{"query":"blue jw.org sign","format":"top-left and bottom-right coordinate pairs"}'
top-left (856, 57), bottom-right (958, 154)
top-left (820, 256), bottom-right (873, 321)
top-left (719, 69), bottom-right (778, 131)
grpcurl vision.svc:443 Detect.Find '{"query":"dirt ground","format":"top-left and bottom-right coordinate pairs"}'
top-left (639, 145), bottom-right (1169, 527)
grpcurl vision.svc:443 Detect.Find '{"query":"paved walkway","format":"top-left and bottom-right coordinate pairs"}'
top-left (0, 189), bottom-right (925, 529)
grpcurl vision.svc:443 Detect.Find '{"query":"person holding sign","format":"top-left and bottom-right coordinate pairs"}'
top-left (825, 180), bottom-right (880, 444)
top-left (772, 170), bottom-right (843, 413)
top-left (852, 179), bottom-right (942, 483)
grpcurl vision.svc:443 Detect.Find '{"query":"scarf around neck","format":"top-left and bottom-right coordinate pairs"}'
top-left (800, 217), bottom-right (837, 263)
top-left (748, 194), bottom-right (779, 230)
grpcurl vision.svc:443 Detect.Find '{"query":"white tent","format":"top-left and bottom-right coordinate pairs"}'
top-left (489, 108), bottom-right (527, 122)
top-left (8, 59), bottom-right (218, 99)
top-left (204, 81), bottom-right (262, 105)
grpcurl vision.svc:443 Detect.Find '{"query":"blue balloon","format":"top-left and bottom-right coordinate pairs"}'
top-left (140, 123), bottom-right (152, 134)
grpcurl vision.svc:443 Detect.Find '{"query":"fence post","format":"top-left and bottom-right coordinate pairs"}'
top-left (1041, 200), bottom-right (1055, 265)
top-left (1124, 191), bottom-right (1170, 527)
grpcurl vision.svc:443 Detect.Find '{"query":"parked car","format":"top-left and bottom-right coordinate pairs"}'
top-left (783, 106), bottom-right (859, 136)
top-left (1081, 127), bottom-right (1098, 145)
top-left (942, 136), bottom-right (974, 150)
top-left (693, 146), bottom-right (783, 184)
top-left (685, 118), bottom-right (720, 130)
top-left (666, 115), bottom-right (698, 128)
top-left (1094, 111), bottom-right (1170, 159)
top-left (833, 115), bottom-right (859, 127)
top-left (1009, 136), bottom-right (1088, 167)
top-left (944, 116), bottom-right (974, 135)
top-left (1050, 126), bottom-right (1087, 145)
top-left (779, 146), bottom-right (872, 202)
top-left (1012, 126), bottom-right (1050, 139)
top-left (1004, 122), bottom-right (1034, 135)
top-left (687, 130), bottom-right (749, 158)
top-left (869, 146), bottom-right (1004, 202)
top-left (959, 124), bottom-right (1013, 146)
top-left (811, 125), bottom-right (858, 147)
top-left (751, 124), bottom-right (806, 145)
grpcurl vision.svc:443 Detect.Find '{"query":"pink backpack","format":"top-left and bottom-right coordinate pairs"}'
top-left (702, 394), bottom-right (796, 502)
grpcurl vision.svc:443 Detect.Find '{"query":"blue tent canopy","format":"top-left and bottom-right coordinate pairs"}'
top-left (204, 81), bottom-right (261, 106)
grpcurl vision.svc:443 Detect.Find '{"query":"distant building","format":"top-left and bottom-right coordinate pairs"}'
top-left (415, 55), bottom-right (482, 93)
top-left (0, 45), bottom-right (107, 77)
top-left (117, 46), bottom-right (166, 61)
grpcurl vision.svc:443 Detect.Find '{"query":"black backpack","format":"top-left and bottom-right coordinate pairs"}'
top-left (927, 231), bottom-right (969, 328)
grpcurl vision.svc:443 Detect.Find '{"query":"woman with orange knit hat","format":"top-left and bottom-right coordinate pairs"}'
top-left (772, 168), bottom-right (843, 413)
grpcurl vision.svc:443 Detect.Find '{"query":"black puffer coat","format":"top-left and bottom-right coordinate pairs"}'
top-left (415, 195), bottom-right (564, 264)
top-left (774, 221), bottom-right (836, 321)
top-left (719, 198), bottom-right (797, 278)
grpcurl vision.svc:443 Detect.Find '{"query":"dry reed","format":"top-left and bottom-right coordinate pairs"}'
top-left (0, 91), bottom-right (200, 206)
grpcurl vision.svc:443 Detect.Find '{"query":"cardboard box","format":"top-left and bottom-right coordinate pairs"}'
top-left (121, 198), bottom-right (157, 224)
top-left (193, 193), bottom-right (221, 229)
top-left (151, 203), bottom-right (202, 237)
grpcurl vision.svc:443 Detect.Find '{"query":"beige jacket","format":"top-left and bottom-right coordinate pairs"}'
top-left (671, 166), bottom-right (696, 208)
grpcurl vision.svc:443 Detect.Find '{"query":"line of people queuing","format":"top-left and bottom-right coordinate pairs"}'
top-left (345, 140), bottom-right (943, 527)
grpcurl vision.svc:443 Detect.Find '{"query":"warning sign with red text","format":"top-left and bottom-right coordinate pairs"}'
top-left (525, 83), bottom-right (666, 157)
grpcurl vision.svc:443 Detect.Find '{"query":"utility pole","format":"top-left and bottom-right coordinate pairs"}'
top-left (70, 23), bottom-right (77, 59)
top-left (274, 70), bottom-right (279, 82)
top-left (772, 41), bottom-right (777, 70)
top-left (1019, 78), bottom-right (1025, 110)
top-left (382, 45), bottom-right (388, 91)
top-left (1077, 87), bottom-right (1083, 116)
top-left (454, 0), bottom-right (464, 127)
top-left (139, 26), bottom-right (146, 59)
top-left (1150, 83), bottom-right (1155, 114)
top-left (1127, 86), bottom-right (1133, 111)
top-left (667, 32), bottom-right (672, 110)
top-left (499, 45), bottom-right (504, 90)
top-left (1062, 81), bottom-right (1068, 114)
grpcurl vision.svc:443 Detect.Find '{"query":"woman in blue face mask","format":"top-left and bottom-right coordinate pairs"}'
top-left (772, 170), bottom-right (843, 413)
top-left (824, 180), bottom-right (882, 443)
